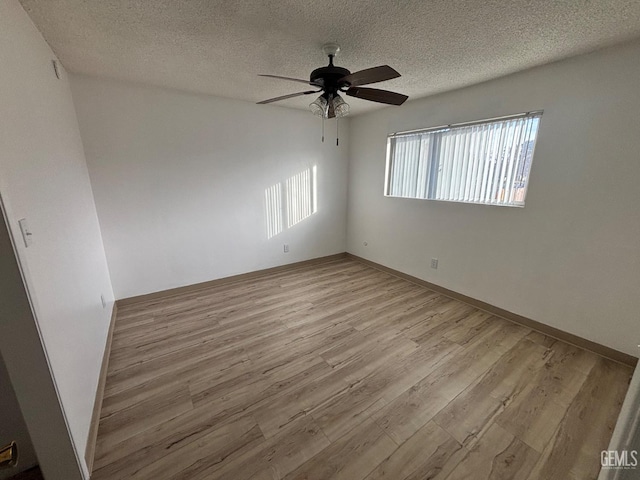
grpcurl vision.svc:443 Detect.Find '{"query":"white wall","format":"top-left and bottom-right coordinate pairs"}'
top-left (0, 0), bottom-right (115, 475)
top-left (347, 40), bottom-right (640, 357)
top-left (71, 75), bottom-right (349, 299)
top-left (0, 202), bottom-right (84, 480)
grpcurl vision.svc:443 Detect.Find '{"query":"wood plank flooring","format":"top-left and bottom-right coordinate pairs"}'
top-left (92, 258), bottom-right (632, 480)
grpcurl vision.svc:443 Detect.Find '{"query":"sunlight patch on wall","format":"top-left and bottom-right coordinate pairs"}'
top-left (286, 167), bottom-right (317, 229)
top-left (265, 182), bottom-right (283, 239)
top-left (264, 166), bottom-right (317, 239)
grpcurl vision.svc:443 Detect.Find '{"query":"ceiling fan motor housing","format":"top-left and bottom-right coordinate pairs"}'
top-left (310, 65), bottom-right (351, 94)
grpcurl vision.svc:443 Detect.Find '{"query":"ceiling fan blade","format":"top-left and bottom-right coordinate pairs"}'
top-left (338, 65), bottom-right (400, 87)
top-left (346, 86), bottom-right (408, 106)
top-left (259, 74), bottom-right (322, 87)
top-left (257, 90), bottom-right (320, 105)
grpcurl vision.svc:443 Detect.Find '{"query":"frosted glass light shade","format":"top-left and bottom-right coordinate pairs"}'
top-left (332, 94), bottom-right (350, 117)
top-left (309, 96), bottom-right (328, 117)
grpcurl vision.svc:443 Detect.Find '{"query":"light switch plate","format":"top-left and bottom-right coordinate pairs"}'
top-left (18, 218), bottom-right (33, 247)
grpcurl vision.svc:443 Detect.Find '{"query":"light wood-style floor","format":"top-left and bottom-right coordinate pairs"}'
top-left (92, 258), bottom-right (632, 480)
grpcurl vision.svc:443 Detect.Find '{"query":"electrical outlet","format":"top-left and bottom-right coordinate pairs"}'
top-left (101, 294), bottom-right (107, 308)
top-left (283, 244), bottom-right (289, 253)
top-left (430, 258), bottom-right (438, 269)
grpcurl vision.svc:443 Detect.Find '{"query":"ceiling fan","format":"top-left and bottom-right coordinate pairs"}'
top-left (257, 44), bottom-right (408, 119)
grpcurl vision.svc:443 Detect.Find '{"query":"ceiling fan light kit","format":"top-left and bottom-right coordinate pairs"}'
top-left (258, 44), bottom-right (408, 144)
top-left (309, 92), bottom-right (349, 118)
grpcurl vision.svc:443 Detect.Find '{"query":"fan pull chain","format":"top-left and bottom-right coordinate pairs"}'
top-left (321, 115), bottom-right (325, 142)
top-left (336, 117), bottom-right (339, 146)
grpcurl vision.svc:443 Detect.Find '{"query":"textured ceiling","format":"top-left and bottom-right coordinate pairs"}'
top-left (20, 0), bottom-right (640, 115)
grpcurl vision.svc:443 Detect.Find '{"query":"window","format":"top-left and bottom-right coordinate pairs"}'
top-left (385, 111), bottom-right (542, 206)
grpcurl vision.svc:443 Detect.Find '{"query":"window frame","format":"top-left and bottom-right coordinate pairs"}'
top-left (384, 111), bottom-right (543, 207)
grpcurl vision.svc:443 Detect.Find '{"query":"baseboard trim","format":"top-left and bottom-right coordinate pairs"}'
top-left (347, 253), bottom-right (637, 367)
top-left (112, 250), bottom-right (635, 362)
top-left (85, 302), bottom-right (118, 474)
top-left (117, 253), bottom-right (349, 306)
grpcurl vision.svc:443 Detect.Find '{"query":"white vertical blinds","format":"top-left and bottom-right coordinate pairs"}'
top-left (385, 112), bottom-right (542, 206)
